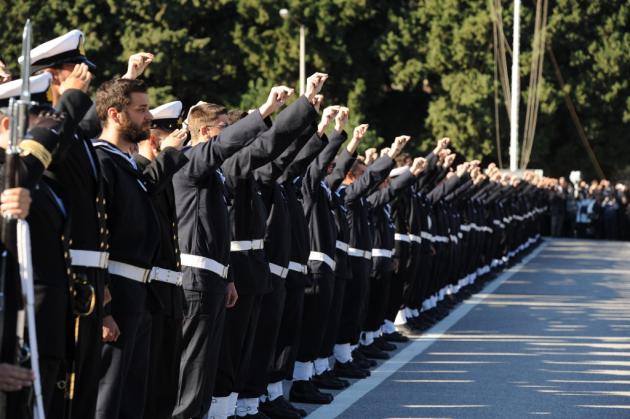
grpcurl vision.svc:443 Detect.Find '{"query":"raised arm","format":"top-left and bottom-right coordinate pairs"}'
top-left (367, 157), bottom-right (426, 207)
top-left (222, 73), bottom-right (328, 185)
top-left (326, 120), bottom-right (365, 190)
top-left (344, 135), bottom-right (410, 203)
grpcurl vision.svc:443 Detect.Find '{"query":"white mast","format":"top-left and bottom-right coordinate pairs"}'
top-left (509, 0), bottom-right (521, 172)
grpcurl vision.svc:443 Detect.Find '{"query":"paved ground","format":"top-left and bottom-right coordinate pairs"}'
top-left (300, 239), bottom-right (630, 418)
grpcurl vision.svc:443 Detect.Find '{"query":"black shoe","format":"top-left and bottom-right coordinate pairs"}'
top-left (259, 397), bottom-right (301, 419)
top-left (352, 349), bottom-right (378, 367)
top-left (246, 412), bottom-right (271, 419)
top-left (373, 336), bottom-right (397, 352)
top-left (406, 317), bottom-right (432, 331)
top-left (397, 322), bottom-right (420, 335)
top-left (289, 380), bottom-right (333, 405)
top-left (358, 343), bottom-right (390, 360)
top-left (329, 370), bottom-right (351, 387)
top-left (334, 360), bottom-right (370, 379)
top-left (312, 370), bottom-right (348, 390)
top-left (383, 331), bottom-right (409, 342)
top-left (272, 396), bottom-right (307, 417)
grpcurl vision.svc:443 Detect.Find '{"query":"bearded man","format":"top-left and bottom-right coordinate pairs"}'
top-left (92, 78), bottom-right (188, 419)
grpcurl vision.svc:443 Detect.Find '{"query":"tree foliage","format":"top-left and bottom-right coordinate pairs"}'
top-left (0, 0), bottom-right (628, 178)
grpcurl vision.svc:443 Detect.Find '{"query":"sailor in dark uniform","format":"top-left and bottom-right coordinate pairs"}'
top-left (24, 30), bottom-right (108, 419)
top-left (211, 75), bottom-right (325, 419)
top-left (360, 157), bottom-right (426, 358)
top-left (92, 79), bottom-right (188, 419)
top-left (333, 136), bottom-right (409, 372)
top-left (172, 96), bottom-right (274, 419)
top-left (0, 73), bottom-right (83, 418)
top-left (288, 107), bottom-right (350, 405)
top-left (312, 113), bottom-right (364, 390)
top-left (259, 101), bottom-right (327, 418)
top-left (134, 100), bottom-right (189, 419)
top-left (239, 101), bottom-right (329, 419)
top-left (381, 152), bottom-right (414, 342)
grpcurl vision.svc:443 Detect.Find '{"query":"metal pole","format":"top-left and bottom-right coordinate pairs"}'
top-left (299, 24), bottom-right (305, 95)
top-left (509, 0), bottom-right (521, 172)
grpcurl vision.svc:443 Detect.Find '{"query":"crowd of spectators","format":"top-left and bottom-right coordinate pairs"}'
top-left (547, 177), bottom-right (630, 240)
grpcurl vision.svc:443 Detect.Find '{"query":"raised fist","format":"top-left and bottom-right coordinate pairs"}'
top-left (334, 106), bottom-right (349, 132)
top-left (388, 135), bottom-right (410, 159)
top-left (123, 52), bottom-right (154, 80)
top-left (317, 105), bottom-right (340, 135)
top-left (433, 137), bottom-right (450, 154)
top-left (304, 72), bottom-right (329, 101)
top-left (311, 94), bottom-right (324, 112)
top-left (365, 147), bottom-right (378, 165)
top-left (353, 124), bottom-right (369, 141)
top-left (347, 123), bottom-right (368, 154)
top-left (438, 148), bottom-right (451, 161)
top-left (456, 162), bottom-right (469, 177)
top-left (259, 86), bottom-right (295, 118)
top-left (411, 157), bottom-right (427, 176)
top-left (443, 153), bottom-right (456, 168)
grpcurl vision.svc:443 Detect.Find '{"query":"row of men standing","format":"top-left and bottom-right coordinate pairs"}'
top-left (0, 28), bottom-right (548, 419)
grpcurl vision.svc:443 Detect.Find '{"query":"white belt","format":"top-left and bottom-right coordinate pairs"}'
top-left (180, 253), bottom-right (229, 279)
top-left (435, 235), bottom-right (449, 243)
top-left (348, 248), bottom-right (372, 260)
top-left (269, 262), bottom-right (289, 279)
top-left (420, 231), bottom-right (434, 242)
top-left (230, 239), bottom-right (264, 252)
top-left (149, 267), bottom-right (183, 286)
top-left (409, 234), bottom-right (422, 244)
top-left (372, 248), bottom-right (393, 258)
top-left (394, 233), bottom-right (410, 243)
top-left (335, 240), bottom-right (349, 253)
top-left (308, 251), bottom-right (336, 270)
top-left (70, 249), bottom-right (109, 269)
top-left (108, 260), bottom-right (150, 283)
top-left (288, 261), bottom-right (308, 274)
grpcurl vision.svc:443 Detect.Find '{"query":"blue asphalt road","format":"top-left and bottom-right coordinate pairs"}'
top-left (301, 239), bottom-right (630, 419)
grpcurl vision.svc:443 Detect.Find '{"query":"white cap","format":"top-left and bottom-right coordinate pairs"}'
top-left (150, 100), bottom-right (183, 131)
top-left (389, 166), bottom-right (410, 178)
top-left (20, 29), bottom-right (95, 72)
top-left (0, 72), bottom-right (53, 106)
top-left (150, 100), bottom-right (182, 120)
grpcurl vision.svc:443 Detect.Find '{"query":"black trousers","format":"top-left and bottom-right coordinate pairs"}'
top-left (364, 270), bottom-right (392, 333)
top-left (144, 302), bottom-right (184, 419)
top-left (296, 272), bottom-right (334, 362)
top-left (213, 293), bottom-right (262, 397)
top-left (413, 249), bottom-right (434, 309)
top-left (70, 268), bottom-right (105, 419)
top-left (269, 278), bottom-right (305, 383)
top-left (34, 285), bottom-right (68, 419)
top-left (241, 278), bottom-right (287, 398)
top-left (337, 259), bottom-right (370, 345)
top-left (96, 276), bottom-right (151, 419)
top-left (318, 275), bottom-right (346, 359)
top-left (173, 289), bottom-right (226, 419)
